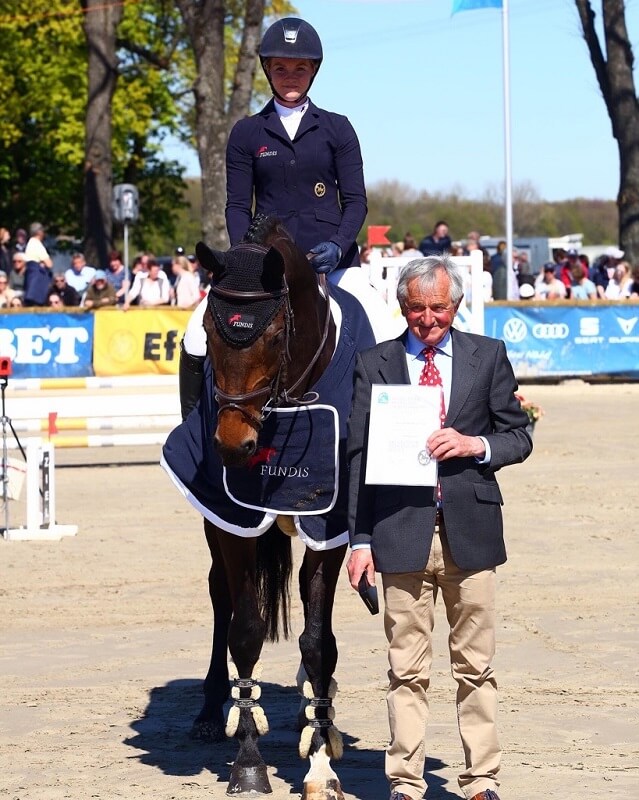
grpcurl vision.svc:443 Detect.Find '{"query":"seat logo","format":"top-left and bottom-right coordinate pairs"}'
top-left (617, 316), bottom-right (638, 335)
top-left (532, 323), bottom-right (569, 339)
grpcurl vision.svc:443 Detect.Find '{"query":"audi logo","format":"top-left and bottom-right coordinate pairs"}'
top-left (532, 323), bottom-right (570, 339)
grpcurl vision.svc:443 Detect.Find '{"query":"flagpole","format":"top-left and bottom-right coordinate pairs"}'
top-left (502, 0), bottom-right (516, 299)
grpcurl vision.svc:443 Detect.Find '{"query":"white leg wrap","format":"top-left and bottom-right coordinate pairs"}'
top-left (298, 679), bottom-right (341, 760)
top-left (225, 705), bottom-right (240, 738)
top-left (251, 705), bottom-right (269, 736)
top-left (225, 660), bottom-right (268, 737)
top-left (327, 726), bottom-right (344, 760)
top-left (299, 724), bottom-right (314, 759)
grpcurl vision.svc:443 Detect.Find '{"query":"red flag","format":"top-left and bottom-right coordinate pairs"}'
top-left (48, 412), bottom-right (58, 436)
top-left (367, 225), bottom-right (391, 247)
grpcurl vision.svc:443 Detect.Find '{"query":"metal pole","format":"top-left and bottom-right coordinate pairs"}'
top-left (502, 0), bottom-right (516, 299)
top-left (123, 222), bottom-right (130, 293)
top-left (1, 378), bottom-right (8, 537)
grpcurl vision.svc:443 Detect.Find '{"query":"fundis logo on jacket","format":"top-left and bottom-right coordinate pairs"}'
top-left (256, 145), bottom-right (277, 158)
top-left (248, 445), bottom-right (310, 479)
top-left (247, 447), bottom-right (277, 469)
top-left (223, 406), bottom-right (339, 515)
top-left (228, 313), bottom-right (255, 330)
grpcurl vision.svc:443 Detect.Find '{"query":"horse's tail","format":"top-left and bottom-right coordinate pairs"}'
top-left (255, 523), bottom-right (293, 642)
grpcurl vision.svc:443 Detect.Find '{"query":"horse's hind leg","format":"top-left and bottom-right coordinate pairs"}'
top-left (191, 520), bottom-right (232, 741)
top-left (298, 544), bottom-right (347, 800)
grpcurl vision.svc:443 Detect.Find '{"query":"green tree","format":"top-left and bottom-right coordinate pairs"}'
top-left (82, 0), bottom-right (124, 267)
top-left (0, 2), bottom-right (87, 234)
top-left (575, 0), bottom-right (639, 260)
top-left (0, 1), bottom-right (294, 258)
top-left (175, 0), bottom-right (293, 248)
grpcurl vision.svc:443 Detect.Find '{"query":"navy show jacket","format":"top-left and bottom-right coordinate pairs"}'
top-left (225, 99), bottom-right (367, 268)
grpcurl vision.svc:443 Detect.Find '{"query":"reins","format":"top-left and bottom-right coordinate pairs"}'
top-left (211, 274), bottom-right (332, 431)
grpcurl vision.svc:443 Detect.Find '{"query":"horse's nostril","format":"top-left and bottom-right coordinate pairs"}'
top-left (213, 435), bottom-right (257, 466)
top-left (243, 439), bottom-right (257, 456)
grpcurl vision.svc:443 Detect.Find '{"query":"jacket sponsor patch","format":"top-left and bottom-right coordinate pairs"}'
top-left (256, 145), bottom-right (277, 158)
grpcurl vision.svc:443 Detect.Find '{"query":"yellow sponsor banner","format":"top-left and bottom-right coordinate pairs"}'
top-left (93, 308), bottom-right (192, 376)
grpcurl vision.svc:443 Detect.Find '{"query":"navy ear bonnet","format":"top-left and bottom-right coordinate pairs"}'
top-left (207, 244), bottom-right (287, 347)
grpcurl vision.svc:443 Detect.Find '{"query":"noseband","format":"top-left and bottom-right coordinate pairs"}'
top-left (210, 275), bottom-right (331, 431)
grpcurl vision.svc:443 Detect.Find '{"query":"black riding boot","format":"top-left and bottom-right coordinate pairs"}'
top-left (179, 340), bottom-right (205, 421)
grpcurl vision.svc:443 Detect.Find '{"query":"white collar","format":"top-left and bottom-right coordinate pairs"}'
top-left (274, 98), bottom-right (309, 118)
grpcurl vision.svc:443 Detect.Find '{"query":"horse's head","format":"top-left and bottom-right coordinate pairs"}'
top-left (196, 240), bottom-right (291, 467)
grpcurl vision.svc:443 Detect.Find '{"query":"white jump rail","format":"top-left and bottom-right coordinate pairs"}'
top-left (8, 374), bottom-right (178, 392)
top-left (4, 374), bottom-right (180, 449)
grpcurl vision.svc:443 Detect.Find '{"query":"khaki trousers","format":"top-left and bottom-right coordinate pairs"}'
top-left (381, 522), bottom-right (500, 800)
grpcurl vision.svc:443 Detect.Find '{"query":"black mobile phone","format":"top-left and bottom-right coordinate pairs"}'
top-left (357, 572), bottom-right (379, 615)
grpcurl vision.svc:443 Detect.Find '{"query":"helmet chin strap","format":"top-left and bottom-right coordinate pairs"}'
top-left (270, 85), bottom-right (309, 106)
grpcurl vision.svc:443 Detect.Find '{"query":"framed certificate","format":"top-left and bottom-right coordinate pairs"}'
top-left (365, 384), bottom-right (441, 486)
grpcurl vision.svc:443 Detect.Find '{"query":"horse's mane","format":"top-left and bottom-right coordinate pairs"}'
top-left (243, 215), bottom-right (316, 290)
top-left (243, 214), bottom-right (288, 246)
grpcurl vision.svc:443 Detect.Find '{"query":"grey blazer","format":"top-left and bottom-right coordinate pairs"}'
top-left (347, 328), bottom-right (533, 573)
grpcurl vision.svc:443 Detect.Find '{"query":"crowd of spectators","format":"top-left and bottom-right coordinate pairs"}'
top-left (3, 220), bottom-right (638, 312)
top-left (360, 222), bottom-right (639, 304)
top-left (0, 222), bottom-right (206, 311)
top-left (529, 245), bottom-right (638, 302)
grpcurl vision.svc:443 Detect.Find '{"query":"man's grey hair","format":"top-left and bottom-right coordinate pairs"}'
top-left (397, 252), bottom-right (465, 307)
top-left (29, 222), bottom-right (44, 236)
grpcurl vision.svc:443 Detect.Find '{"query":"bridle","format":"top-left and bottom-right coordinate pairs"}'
top-left (209, 274), bottom-right (332, 431)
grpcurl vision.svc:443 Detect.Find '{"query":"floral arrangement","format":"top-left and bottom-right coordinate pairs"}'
top-left (515, 393), bottom-right (544, 424)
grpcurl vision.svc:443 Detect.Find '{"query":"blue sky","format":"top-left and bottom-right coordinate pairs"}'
top-left (163, 0), bottom-right (639, 202)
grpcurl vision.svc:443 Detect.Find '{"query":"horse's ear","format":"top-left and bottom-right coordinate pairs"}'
top-left (196, 242), bottom-right (226, 281)
top-left (262, 246), bottom-right (285, 291)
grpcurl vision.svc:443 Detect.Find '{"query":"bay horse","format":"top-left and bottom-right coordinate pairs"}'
top-left (161, 216), bottom-right (375, 799)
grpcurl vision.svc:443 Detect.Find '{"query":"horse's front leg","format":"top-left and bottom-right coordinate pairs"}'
top-left (216, 531), bottom-right (271, 796)
top-left (191, 520), bottom-right (232, 741)
top-left (298, 543), bottom-right (347, 800)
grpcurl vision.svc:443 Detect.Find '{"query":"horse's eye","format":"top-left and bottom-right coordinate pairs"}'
top-left (270, 329), bottom-right (285, 348)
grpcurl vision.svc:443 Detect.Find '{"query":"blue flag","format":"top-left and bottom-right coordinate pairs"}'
top-left (452, 0), bottom-right (502, 13)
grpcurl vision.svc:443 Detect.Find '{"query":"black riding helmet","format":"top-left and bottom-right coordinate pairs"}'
top-left (259, 17), bottom-right (323, 103)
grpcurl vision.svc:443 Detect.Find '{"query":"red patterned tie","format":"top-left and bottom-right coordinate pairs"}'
top-left (419, 346), bottom-right (446, 502)
top-left (419, 346), bottom-right (446, 427)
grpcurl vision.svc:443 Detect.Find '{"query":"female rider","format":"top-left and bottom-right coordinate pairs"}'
top-left (179, 17), bottom-right (395, 414)
top-left (226, 16), bottom-right (366, 276)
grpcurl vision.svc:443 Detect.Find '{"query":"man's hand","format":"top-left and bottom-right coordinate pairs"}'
top-left (426, 427), bottom-right (486, 461)
top-left (308, 241), bottom-right (342, 274)
top-left (347, 548), bottom-right (376, 591)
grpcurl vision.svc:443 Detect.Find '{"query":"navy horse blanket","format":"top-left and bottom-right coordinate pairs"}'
top-left (161, 283), bottom-right (375, 550)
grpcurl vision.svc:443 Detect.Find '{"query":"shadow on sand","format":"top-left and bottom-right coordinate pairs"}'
top-left (124, 678), bottom-right (459, 799)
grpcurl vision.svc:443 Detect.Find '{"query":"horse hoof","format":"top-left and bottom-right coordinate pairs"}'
top-left (189, 718), bottom-right (226, 742)
top-left (227, 764), bottom-right (272, 795)
top-left (302, 778), bottom-right (345, 800)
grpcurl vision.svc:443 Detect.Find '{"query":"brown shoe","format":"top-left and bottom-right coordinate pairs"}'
top-left (469, 790), bottom-right (500, 800)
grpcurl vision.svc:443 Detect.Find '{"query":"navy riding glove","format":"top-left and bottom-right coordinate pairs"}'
top-left (308, 241), bottom-right (342, 274)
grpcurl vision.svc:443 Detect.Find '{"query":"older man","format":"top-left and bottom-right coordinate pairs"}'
top-left (346, 254), bottom-right (532, 800)
top-left (24, 222), bottom-right (52, 268)
top-left (65, 252), bottom-right (96, 295)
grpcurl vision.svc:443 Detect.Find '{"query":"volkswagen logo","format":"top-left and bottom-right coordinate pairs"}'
top-left (503, 318), bottom-right (528, 343)
top-left (532, 323), bottom-right (569, 339)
